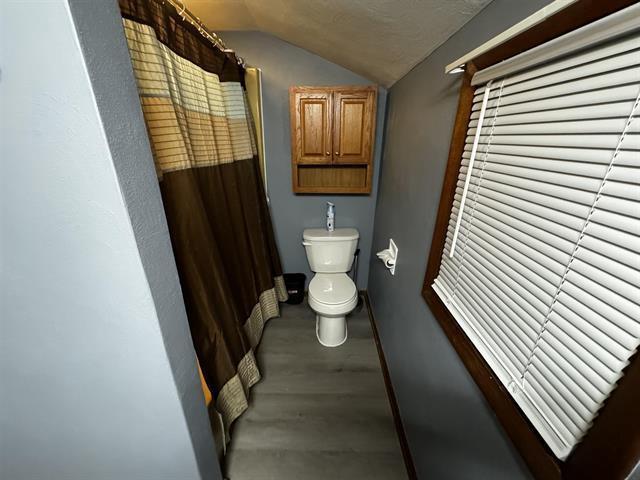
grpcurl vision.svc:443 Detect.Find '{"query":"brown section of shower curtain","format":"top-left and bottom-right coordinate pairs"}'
top-left (160, 156), bottom-right (287, 432)
top-left (119, 0), bottom-right (244, 84)
top-left (119, 0), bottom-right (287, 445)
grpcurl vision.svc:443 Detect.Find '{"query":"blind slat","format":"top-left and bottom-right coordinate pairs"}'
top-left (438, 270), bottom-right (528, 377)
top-left (583, 221), bottom-right (640, 253)
top-left (441, 266), bottom-right (531, 370)
top-left (533, 340), bottom-right (606, 412)
top-left (553, 299), bottom-right (634, 361)
top-left (560, 280), bottom-right (640, 338)
top-left (454, 208), bottom-right (566, 281)
top-left (529, 359), bottom-right (594, 429)
top-left (471, 85), bottom-right (639, 121)
top-left (475, 49), bottom-right (640, 102)
top-left (465, 133), bottom-right (640, 151)
top-left (445, 238), bottom-right (548, 325)
top-left (579, 234), bottom-right (640, 274)
top-left (461, 162), bottom-right (605, 193)
top-left (463, 151), bottom-right (640, 185)
top-left (457, 174), bottom-right (591, 218)
top-left (469, 117), bottom-right (637, 136)
top-left (461, 169), bottom-right (597, 208)
top-left (540, 325), bottom-right (617, 391)
top-left (555, 291), bottom-right (639, 356)
top-left (441, 260), bottom-right (540, 343)
top-left (525, 369), bottom-right (585, 442)
top-left (472, 67), bottom-right (640, 112)
top-left (470, 102), bottom-right (640, 127)
top-left (451, 203), bottom-right (573, 265)
top-left (465, 143), bottom-right (640, 167)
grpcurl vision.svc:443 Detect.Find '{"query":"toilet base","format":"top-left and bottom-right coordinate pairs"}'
top-left (315, 314), bottom-right (347, 347)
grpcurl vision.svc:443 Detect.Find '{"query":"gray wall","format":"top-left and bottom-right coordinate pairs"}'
top-left (221, 31), bottom-right (387, 289)
top-left (0, 1), bottom-right (220, 478)
top-left (367, 0), bottom-right (552, 478)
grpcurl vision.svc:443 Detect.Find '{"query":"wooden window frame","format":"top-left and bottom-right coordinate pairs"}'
top-left (421, 1), bottom-right (640, 478)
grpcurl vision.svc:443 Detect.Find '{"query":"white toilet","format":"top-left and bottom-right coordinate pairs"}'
top-left (302, 228), bottom-right (359, 347)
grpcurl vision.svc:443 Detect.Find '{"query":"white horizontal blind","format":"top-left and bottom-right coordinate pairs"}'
top-left (433, 28), bottom-right (640, 460)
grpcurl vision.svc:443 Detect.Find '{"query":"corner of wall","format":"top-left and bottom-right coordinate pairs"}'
top-left (66, 0), bottom-right (221, 478)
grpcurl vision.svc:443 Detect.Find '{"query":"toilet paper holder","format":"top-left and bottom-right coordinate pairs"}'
top-left (376, 238), bottom-right (398, 275)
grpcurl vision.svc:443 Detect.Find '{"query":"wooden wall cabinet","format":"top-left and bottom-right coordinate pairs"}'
top-left (289, 85), bottom-right (377, 194)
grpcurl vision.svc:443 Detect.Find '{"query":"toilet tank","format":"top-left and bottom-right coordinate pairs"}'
top-left (303, 228), bottom-right (359, 273)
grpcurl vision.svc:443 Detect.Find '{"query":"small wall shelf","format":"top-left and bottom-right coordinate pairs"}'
top-left (289, 85), bottom-right (377, 194)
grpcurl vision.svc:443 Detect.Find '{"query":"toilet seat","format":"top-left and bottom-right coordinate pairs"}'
top-left (308, 273), bottom-right (357, 315)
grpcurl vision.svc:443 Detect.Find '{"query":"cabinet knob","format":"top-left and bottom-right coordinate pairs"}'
top-left (325, 151), bottom-right (330, 155)
top-left (335, 151), bottom-right (339, 155)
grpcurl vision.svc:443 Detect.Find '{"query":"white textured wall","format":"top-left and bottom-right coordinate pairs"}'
top-left (0, 1), bottom-right (220, 478)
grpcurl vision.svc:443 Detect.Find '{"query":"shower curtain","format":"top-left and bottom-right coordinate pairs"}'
top-left (119, 0), bottom-right (287, 446)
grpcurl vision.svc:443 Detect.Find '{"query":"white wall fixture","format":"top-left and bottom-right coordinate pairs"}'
top-left (376, 239), bottom-right (398, 275)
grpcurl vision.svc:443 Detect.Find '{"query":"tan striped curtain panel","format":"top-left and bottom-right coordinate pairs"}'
top-left (119, 0), bottom-right (287, 453)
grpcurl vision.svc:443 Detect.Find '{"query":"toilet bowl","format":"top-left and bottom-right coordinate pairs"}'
top-left (303, 228), bottom-right (359, 347)
top-left (308, 273), bottom-right (358, 347)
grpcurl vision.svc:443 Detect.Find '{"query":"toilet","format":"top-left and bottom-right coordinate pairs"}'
top-left (302, 228), bottom-right (359, 347)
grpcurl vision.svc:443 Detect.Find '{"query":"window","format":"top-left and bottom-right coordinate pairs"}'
top-left (423, 2), bottom-right (640, 478)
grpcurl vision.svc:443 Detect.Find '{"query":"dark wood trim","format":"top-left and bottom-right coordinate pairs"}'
top-left (422, 1), bottom-right (640, 479)
top-left (362, 292), bottom-right (418, 480)
top-left (472, 0), bottom-right (639, 71)
top-left (421, 289), bottom-right (562, 480)
top-left (423, 62), bottom-right (476, 285)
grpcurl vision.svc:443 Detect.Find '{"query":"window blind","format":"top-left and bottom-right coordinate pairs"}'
top-left (433, 22), bottom-right (640, 459)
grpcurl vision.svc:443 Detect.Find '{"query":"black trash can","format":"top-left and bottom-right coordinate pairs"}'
top-left (283, 273), bottom-right (306, 304)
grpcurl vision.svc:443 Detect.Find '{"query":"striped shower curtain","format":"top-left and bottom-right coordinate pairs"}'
top-left (119, 0), bottom-right (287, 449)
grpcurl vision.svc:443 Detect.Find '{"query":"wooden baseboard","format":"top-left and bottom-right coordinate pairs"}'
top-left (362, 292), bottom-right (418, 480)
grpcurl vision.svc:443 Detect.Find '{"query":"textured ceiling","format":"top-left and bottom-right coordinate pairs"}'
top-left (184, 0), bottom-right (491, 87)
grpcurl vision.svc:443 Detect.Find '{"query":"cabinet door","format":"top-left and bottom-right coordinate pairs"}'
top-left (333, 88), bottom-right (376, 164)
top-left (291, 89), bottom-right (332, 164)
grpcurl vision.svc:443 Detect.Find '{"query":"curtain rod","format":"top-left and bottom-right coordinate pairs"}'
top-left (163, 0), bottom-right (245, 67)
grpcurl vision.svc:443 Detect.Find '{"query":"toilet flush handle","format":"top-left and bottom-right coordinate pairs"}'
top-left (302, 241), bottom-right (312, 246)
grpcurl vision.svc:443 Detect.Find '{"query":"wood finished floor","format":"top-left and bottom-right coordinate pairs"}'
top-left (224, 297), bottom-right (407, 480)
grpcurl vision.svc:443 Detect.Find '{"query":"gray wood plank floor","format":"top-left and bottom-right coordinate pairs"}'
top-left (224, 296), bottom-right (408, 480)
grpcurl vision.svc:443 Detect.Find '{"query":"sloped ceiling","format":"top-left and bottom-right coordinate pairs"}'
top-left (184, 0), bottom-right (491, 87)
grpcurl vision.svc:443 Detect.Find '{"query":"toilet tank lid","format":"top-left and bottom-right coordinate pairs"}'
top-left (303, 228), bottom-right (359, 242)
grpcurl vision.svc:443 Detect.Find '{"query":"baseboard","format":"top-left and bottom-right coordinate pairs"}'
top-left (362, 292), bottom-right (418, 480)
